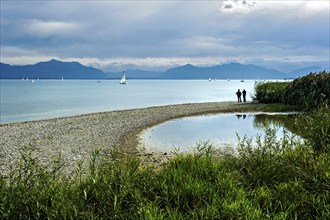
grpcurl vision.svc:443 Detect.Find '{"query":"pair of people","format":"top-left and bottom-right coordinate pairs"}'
top-left (235, 89), bottom-right (247, 103)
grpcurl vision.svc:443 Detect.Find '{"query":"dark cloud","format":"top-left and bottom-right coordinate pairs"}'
top-left (1, 1), bottom-right (329, 71)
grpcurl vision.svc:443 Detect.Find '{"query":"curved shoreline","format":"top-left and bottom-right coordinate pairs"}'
top-left (0, 101), bottom-right (260, 175)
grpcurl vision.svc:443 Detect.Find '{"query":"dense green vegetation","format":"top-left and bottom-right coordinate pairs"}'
top-left (253, 71), bottom-right (330, 110)
top-left (285, 71), bottom-right (330, 109)
top-left (253, 71), bottom-right (329, 153)
top-left (1, 110), bottom-right (329, 219)
top-left (253, 81), bottom-right (289, 104)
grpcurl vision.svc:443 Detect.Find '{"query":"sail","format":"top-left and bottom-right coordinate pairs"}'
top-left (120, 71), bottom-right (127, 84)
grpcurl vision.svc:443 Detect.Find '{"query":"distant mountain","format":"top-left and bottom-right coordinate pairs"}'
top-left (288, 66), bottom-right (326, 78)
top-left (0, 59), bottom-right (107, 79)
top-left (1, 59), bottom-right (325, 80)
top-left (162, 62), bottom-right (286, 79)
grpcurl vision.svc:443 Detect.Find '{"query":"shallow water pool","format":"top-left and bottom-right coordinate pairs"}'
top-left (139, 113), bottom-right (298, 153)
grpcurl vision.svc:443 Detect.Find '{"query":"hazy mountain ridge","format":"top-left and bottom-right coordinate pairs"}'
top-left (0, 59), bottom-right (106, 79)
top-left (287, 66), bottom-right (328, 78)
top-left (162, 62), bottom-right (285, 79)
top-left (107, 63), bottom-right (326, 79)
top-left (0, 59), bottom-right (326, 79)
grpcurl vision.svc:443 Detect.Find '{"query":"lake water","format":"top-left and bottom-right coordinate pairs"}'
top-left (0, 79), bottom-right (257, 124)
top-left (139, 113), bottom-right (298, 153)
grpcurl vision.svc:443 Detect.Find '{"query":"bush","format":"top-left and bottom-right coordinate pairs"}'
top-left (253, 81), bottom-right (289, 103)
top-left (284, 71), bottom-right (330, 110)
top-left (254, 71), bottom-right (330, 110)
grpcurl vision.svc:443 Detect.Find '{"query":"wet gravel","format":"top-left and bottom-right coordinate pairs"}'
top-left (1, 102), bottom-right (255, 175)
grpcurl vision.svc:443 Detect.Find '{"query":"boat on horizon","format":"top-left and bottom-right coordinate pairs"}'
top-left (120, 71), bottom-right (127, 84)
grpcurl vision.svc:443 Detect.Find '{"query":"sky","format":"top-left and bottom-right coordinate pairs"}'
top-left (1, 0), bottom-right (329, 72)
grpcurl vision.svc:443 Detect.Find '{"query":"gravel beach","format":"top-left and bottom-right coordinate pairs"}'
top-left (1, 102), bottom-right (258, 175)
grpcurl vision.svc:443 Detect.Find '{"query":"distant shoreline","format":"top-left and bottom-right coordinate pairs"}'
top-left (0, 102), bottom-right (261, 175)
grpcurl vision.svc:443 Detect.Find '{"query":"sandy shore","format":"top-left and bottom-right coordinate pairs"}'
top-left (0, 102), bottom-right (259, 175)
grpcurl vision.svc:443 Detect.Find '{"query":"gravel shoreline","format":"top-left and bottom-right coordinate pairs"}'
top-left (1, 102), bottom-right (258, 175)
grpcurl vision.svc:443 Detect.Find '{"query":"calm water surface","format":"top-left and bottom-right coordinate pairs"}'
top-left (139, 113), bottom-right (298, 153)
top-left (1, 79), bottom-right (257, 123)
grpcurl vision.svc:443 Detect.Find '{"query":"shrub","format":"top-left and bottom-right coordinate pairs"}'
top-left (284, 71), bottom-right (330, 110)
top-left (253, 81), bottom-right (289, 103)
top-left (254, 71), bottom-right (330, 110)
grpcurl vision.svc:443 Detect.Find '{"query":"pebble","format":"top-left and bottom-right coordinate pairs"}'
top-left (0, 102), bottom-right (254, 176)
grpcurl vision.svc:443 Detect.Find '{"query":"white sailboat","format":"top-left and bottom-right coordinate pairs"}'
top-left (120, 71), bottom-right (127, 84)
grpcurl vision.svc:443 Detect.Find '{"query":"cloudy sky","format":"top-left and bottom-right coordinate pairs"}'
top-left (1, 0), bottom-right (329, 72)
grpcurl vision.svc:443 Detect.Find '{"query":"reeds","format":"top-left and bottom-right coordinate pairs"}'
top-left (254, 71), bottom-right (330, 110)
top-left (253, 81), bottom-right (289, 104)
top-left (285, 71), bottom-right (330, 110)
top-left (1, 122), bottom-right (329, 219)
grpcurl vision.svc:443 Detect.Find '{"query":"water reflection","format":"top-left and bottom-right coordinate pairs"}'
top-left (236, 114), bottom-right (246, 119)
top-left (139, 113), bottom-right (299, 153)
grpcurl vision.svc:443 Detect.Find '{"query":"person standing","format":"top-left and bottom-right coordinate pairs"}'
top-left (242, 89), bottom-right (247, 102)
top-left (236, 89), bottom-right (242, 103)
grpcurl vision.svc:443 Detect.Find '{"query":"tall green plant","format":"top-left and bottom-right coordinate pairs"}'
top-left (253, 81), bottom-right (289, 103)
top-left (301, 108), bottom-right (330, 152)
top-left (235, 128), bottom-right (330, 219)
top-left (285, 71), bottom-right (330, 109)
top-left (284, 71), bottom-right (330, 110)
top-left (254, 71), bottom-right (330, 110)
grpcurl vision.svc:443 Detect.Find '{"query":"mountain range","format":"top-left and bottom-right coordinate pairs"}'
top-left (162, 63), bottom-right (285, 79)
top-left (0, 59), bottom-right (106, 79)
top-left (0, 59), bottom-right (327, 80)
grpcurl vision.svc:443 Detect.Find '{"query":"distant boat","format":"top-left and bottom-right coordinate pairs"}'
top-left (31, 79), bottom-right (35, 83)
top-left (61, 77), bottom-right (64, 81)
top-left (241, 73), bottom-right (244, 82)
top-left (120, 71), bottom-right (127, 84)
top-left (208, 78), bottom-right (212, 82)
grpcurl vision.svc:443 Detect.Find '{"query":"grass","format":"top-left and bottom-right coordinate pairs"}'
top-left (1, 115), bottom-right (329, 219)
